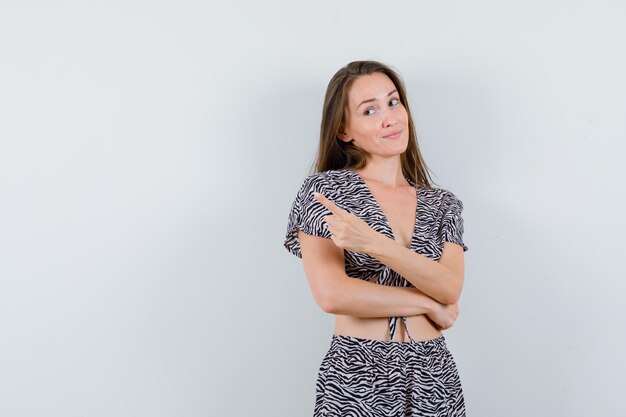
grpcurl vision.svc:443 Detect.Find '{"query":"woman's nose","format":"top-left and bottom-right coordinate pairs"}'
top-left (382, 114), bottom-right (397, 127)
top-left (380, 107), bottom-right (397, 126)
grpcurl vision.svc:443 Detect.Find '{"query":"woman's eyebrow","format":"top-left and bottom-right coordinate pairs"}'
top-left (356, 89), bottom-right (398, 109)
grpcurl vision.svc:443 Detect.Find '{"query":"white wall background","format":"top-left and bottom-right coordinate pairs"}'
top-left (1, 1), bottom-right (625, 416)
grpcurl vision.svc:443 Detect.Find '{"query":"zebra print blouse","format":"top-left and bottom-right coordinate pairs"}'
top-left (283, 168), bottom-right (468, 340)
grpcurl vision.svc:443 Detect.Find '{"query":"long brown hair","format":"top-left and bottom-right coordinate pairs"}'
top-left (313, 60), bottom-right (436, 189)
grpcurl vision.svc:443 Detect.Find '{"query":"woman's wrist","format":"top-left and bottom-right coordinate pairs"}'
top-left (406, 287), bottom-right (436, 316)
top-left (365, 230), bottom-right (393, 257)
top-left (421, 292), bottom-right (436, 315)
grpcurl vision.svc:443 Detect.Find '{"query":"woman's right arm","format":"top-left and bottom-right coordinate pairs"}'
top-left (299, 229), bottom-right (445, 318)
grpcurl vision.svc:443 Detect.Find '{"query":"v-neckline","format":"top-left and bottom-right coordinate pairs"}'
top-left (347, 169), bottom-right (421, 250)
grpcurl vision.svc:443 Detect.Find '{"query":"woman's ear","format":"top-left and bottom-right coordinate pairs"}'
top-left (336, 129), bottom-right (351, 142)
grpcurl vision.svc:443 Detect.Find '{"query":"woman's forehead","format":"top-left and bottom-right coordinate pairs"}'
top-left (348, 73), bottom-right (397, 107)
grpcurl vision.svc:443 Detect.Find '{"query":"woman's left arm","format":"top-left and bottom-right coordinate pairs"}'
top-left (366, 237), bottom-right (465, 305)
top-left (315, 190), bottom-right (466, 306)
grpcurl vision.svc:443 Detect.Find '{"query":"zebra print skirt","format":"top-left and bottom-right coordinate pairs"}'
top-left (313, 333), bottom-right (466, 417)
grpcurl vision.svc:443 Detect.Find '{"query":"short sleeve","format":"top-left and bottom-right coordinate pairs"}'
top-left (438, 191), bottom-right (469, 252)
top-left (283, 174), bottom-right (334, 258)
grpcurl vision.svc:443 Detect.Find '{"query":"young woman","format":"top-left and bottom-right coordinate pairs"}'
top-left (284, 60), bottom-right (468, 417)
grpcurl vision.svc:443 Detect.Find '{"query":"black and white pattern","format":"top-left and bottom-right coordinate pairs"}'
top-left (284, 169), bottom-right (468, 340)
top-left (283, 168), bottom-right (468, 416)
top-left (315, 334), bottom-right (465, 416)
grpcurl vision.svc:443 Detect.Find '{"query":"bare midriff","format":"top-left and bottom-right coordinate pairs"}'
top-left (332, 274), bottom-right (443, 342)
top-left (333, 314), bottom-right (442, 342)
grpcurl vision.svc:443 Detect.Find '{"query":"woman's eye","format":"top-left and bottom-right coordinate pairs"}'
top-left (364, 99), bottom-right (400, 115)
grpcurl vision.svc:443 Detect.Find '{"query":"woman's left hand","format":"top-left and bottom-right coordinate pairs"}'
top-left (314, 191), bottom-right (382, 253)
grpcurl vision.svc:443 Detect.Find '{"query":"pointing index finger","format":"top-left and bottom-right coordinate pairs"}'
top-left (313, 192), bottom-right (343, 215)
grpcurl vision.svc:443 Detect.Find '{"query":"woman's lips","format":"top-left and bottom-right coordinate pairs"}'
top-left (383, 129), bottom-right (402, 139)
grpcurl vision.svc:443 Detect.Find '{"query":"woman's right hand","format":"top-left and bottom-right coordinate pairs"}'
top-left (426, 301), bottom-right (459, 330)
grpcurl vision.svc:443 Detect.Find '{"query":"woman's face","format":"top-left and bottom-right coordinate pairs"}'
top-left (338, 72), bottom-right (409, 158)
